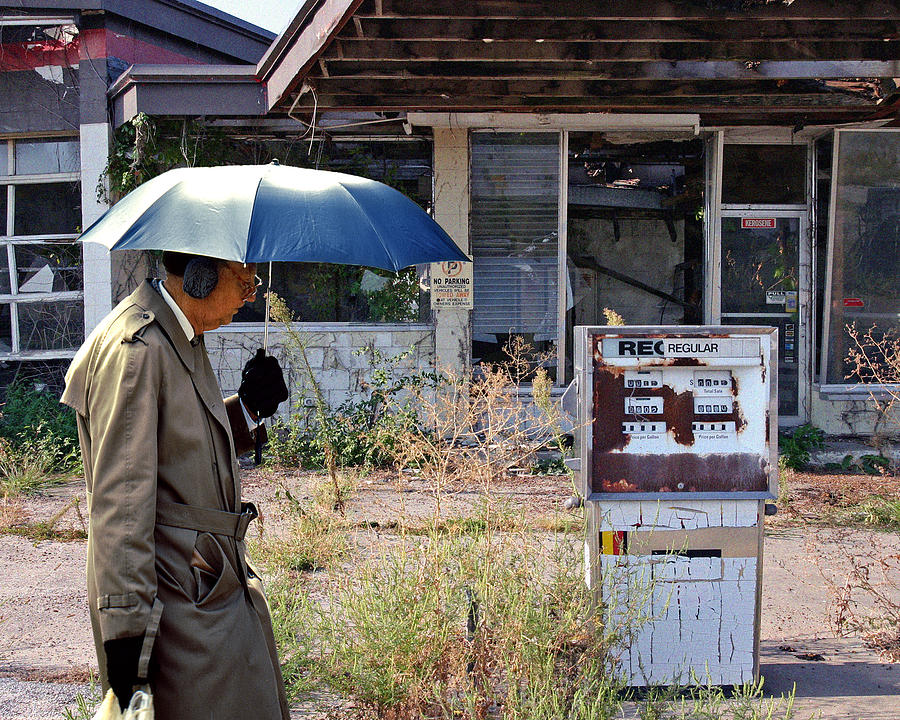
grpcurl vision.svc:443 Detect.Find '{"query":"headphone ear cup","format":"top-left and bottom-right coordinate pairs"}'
top-left (182, 257), bottom-right (219, 299)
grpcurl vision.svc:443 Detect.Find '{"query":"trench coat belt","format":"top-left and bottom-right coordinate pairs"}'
top-left (156, 500), bottom-right (259, 542)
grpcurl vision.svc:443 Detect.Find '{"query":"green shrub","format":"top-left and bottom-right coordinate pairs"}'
top-left (0, 381), bottom-right (81, 474)
top-left (778, 424), bottom-right (825, 470)
top-left (267, 350), bottom-right (434, 471)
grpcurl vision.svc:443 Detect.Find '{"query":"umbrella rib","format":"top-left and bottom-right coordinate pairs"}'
top-left (335, 182), bottom-right (402, 271)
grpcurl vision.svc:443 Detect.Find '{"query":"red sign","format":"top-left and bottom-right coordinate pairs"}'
top-left (843, 298), bottom-right (865, 308)
top-left (741, 218), bottom-right (777, 229)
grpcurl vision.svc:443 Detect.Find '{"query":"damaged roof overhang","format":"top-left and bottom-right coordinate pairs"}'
top-left (260, 0), bottom-right (900, 128)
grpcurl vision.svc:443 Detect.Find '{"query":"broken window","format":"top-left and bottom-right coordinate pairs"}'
top-left (566, 135), bottom-right (705, 379)
top-left (0, 137), bottom-right (83, 357)
top-left (722, 144), bottom-right (807, 205)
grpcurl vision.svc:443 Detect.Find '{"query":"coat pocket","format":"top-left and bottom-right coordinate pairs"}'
top-left (191, 532), bottom-right (242, 609)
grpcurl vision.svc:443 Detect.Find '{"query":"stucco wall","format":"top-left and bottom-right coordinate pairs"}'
top-left (431, 127), bottom-right (471, 376)
top-left (810, 387), bottom-right (900, 439)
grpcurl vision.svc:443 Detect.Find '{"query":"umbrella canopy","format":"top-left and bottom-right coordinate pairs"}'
top-left (79, 163), bottom-right (469, 271)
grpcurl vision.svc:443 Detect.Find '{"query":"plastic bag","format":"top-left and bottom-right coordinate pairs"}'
top-left (92, 688), bottom-right (154, 720)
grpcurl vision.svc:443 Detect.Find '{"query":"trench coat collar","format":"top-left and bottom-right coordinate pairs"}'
top-left (133, 281), bottom-right (232, 442)
top-left (133, 280), bottom-right (198, 375)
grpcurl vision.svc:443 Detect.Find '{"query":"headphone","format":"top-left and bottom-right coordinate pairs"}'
top-left (182, 257), bottom-right (220, 299)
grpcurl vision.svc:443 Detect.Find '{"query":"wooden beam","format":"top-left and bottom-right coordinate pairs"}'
top-left (313, 77), bottom-right (836, 98)
top-left (319, 59), bottom-right (900, 80)
top-left (296, 92), bottom-right (875, 111)
top-left (377, 0), bottom-right (900, 21)
top-left (351, 17), bottom-right (900, 42)
top-left (330, 38), bottom-right (900, 62)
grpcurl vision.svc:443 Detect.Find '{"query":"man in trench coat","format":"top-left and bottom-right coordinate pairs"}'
top-left (62, 252), bottom-right (290, 719)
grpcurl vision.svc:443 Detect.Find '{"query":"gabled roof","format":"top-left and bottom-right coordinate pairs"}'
top-left (2, 0), bottom-right (275, 64)
top-left (261, 0), bottom-right (900, 126)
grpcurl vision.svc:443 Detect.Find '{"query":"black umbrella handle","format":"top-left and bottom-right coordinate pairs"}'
top-left (255, 424), bottom-right (263, 466)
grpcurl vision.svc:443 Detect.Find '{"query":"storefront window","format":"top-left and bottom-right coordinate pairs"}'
top-left (823, 130), bottom-right (900, 385)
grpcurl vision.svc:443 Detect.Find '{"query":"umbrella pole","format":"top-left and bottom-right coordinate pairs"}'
top-left (255, 261), bottom-right (273, 467)
top-left (264, 260), bottom-right (272, 352)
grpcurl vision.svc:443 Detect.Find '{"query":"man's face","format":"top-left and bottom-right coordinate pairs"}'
top-left (200, 261), bottom-right (259, 331)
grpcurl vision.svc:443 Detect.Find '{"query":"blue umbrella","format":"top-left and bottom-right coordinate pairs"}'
top-left (79, 163), bottom-right (469, 271)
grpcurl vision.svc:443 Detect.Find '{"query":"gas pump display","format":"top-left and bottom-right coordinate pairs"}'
top-left (574, 326), bottom-right (777, 687)
top-left (589, 331), bottom-right (775, 495)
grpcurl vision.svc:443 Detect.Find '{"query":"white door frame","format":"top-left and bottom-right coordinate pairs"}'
top-left (715, 207), bottom-right (811, 425)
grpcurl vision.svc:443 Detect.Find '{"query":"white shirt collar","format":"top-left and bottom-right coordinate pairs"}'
top-left (158, 280), bottom-right (196, 342)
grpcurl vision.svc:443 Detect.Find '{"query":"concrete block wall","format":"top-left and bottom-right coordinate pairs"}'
top-left (205, 324), bottom-right (435, 416)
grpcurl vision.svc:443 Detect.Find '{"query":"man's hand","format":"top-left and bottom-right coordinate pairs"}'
top-left (239, 349), bottom-right (289, 419)
top-left (104, 635), bottom-right (144, 711)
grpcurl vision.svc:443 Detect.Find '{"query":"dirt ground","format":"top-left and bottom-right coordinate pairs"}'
top-left (0, 468), bottom-right (898, 720)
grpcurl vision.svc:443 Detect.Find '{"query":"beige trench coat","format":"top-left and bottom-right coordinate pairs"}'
top-left (62, 280), bottom-right (289, 720)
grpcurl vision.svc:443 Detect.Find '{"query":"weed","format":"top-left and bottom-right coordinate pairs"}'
top-left (657, 677), bottom-right (797, 719)
top-left (824, 453), bottom-right (891, 475)
top-left (603, 307), bottom-right (626, 326)
top-left (265, 575), bottom-right (318, 701)
top-left (249, 486), bottom-right (347, 575)
top-left (0, 428), bottom-right (80, 497)
top-left (0, 381), bottom-right (81, 474)
top-left (859, 454), bottom-right (891, 475)
top-left (818, 534), bottom-right (900, 662)
top-left (61, 674), bottom-right (102, 720)
top-left (778, 425), bottom-right (825, 470)
top-left (845, 324), bottom-right (900, 438)
top-left (852, 496), bottom-right (900, 530)
top-left (1, 494), bottom-right (88, 541)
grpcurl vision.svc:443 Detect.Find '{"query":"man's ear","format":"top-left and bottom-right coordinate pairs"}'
top-left (183, 257), bottom-right (219, 299)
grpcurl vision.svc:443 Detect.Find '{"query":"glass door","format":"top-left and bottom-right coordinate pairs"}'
top-left (719, 211), bottom-right (809, 422)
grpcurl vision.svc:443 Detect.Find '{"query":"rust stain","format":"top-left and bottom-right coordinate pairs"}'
top-left (665, 357), bottom-right (705, 367)
top-left (593, 367), bottom-right (629, 451)
top-left (661, 387), bottom-right (696, 445)
top-left (591, 452), bottom-right (769, 494)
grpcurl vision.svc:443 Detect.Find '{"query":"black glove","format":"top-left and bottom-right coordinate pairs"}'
top-left (103, 634), bottom-right (144, 711)
top-left (239, 348), bottom-right (289, 419)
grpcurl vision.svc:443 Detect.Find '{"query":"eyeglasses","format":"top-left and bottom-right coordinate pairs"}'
top-left (222, 264), bottom-right (263, 301)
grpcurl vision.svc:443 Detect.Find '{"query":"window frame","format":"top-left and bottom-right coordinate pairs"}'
top-left (468, 129), bottom-right (567, 385)
top-left (0, 135), bottom-right (83, 359)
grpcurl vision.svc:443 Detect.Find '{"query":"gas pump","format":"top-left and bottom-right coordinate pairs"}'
top-left (571, 326), bottom-right (777, 686)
